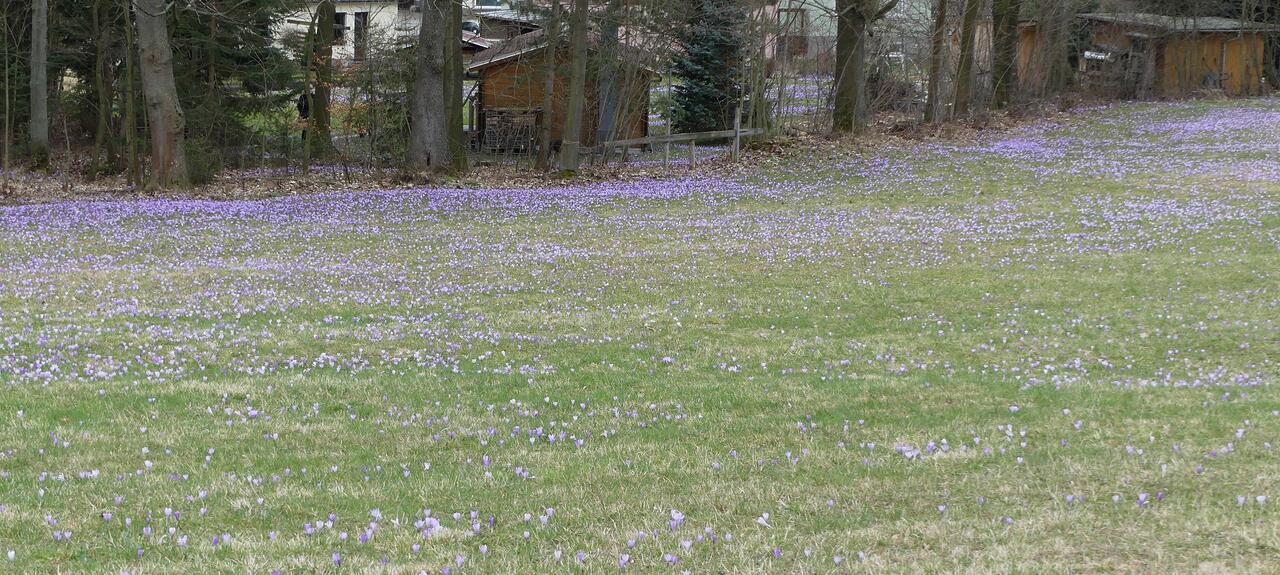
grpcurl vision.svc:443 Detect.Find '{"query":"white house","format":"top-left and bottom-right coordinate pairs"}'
top-left (772, 0), bottom-right (837, 60)
top-left (280, 1), bottom-right (510, 62)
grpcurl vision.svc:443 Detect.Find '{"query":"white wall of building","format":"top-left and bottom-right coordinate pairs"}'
top-left (280, 1), bottom-right (507, 62)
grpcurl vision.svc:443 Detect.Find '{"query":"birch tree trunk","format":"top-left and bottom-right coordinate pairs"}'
top-left (409, 0), bottom-right (450, 171)
top-left (30, 0), bottom-right (49, 165)
top-left (558, 0), bottom-right (589, 173)
top-left (134, 0), bottom-right (189, 188)
top-left (952, 0), bottom-right (980, 117)
top-left (924, 0), bottom-right (948, 123)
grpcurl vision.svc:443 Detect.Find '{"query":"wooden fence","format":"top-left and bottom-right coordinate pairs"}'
top-left (593, 126), bottom-right (766, 169)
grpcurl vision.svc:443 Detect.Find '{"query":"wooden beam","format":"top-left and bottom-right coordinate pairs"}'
top-left (597, 128), bottom-right (764, 150)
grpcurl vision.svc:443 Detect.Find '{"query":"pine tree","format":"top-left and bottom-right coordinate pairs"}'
top-left (671, 0), bottom-right (744, 134)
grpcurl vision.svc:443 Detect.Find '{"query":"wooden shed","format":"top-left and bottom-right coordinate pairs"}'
top-left (466, 29), bottom-right (655, 153)
top-left (1023, 13), bottom-right (1275, 99)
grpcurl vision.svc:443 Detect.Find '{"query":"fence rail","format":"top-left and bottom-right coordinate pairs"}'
top-left (597, 128), bottom-right (765, 149)
top-left (592, 127), bottom-right (766, 169)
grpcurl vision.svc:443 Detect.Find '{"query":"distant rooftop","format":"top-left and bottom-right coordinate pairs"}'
top-left (477, 8), bottom-right (540, 25)
top-left (467, 28), bottom-right (662, 73)
top-left (1079, 12), bottom-right (1279, 32)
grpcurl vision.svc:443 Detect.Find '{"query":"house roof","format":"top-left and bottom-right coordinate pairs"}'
top-left (1079, 12), bottom-right (1279, 32)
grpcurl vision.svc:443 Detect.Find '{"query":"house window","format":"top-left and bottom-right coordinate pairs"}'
top-left (334, 12), bottom-right (347, 45)
top-left (778, 8), bottom-right (808, 58)
top-left (354, 12), bottom-right (369, 61)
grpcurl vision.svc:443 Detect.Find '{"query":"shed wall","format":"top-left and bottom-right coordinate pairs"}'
top-left (478, 50), bottom-right (651, 148)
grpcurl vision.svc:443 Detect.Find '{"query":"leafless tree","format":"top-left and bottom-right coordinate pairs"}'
top-left (833, 0), bottom-right (900, 133)
top-left (952, 0), bottom-right (981, 116)
top-left (29, 0), bottom-right (47, 166)
top-left (991, 0), bottom-right (1021, 107)
top-left (558, 0), bottom-right (589, 172)
top-left (924, 0), bottom-right (949, 122)
top-left (537, 1), bottom-right (561, 171)
top-left (122, 0), bottom-right (139, 184)
top-left (308, 0), bottom-right (335, 161)
top-left (409, 0), bottom-right (465, 172)
top-left (134, 0), bottom-right (188, 188)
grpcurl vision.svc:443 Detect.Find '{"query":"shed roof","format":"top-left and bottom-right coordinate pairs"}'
top-left (477, 8), bottom-right (541, 26)
top-left (461, 31), bottom-right (494, 50)
top-left (1079, 12), bottom-right (1279, 32)
top-left (466, 29), bottom-right (662, 73)
top-left (467, 29), bottom-right (551, 70)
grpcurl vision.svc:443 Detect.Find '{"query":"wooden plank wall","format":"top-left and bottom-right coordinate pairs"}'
top-left (478, 49), bottom-right (652, 148)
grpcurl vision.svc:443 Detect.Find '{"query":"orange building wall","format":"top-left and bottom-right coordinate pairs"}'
top-left (1159, 33), bottom-right (1265, 97)
top-left (478, 51), bottom-right (651, 147)
top-left (1016, 24), bottom-right (1038, 87)
top-left (1020, 21), bottom-right (1267, 98)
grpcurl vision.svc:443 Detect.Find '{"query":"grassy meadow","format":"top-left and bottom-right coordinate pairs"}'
top-left (0, 99), bottom-right (1278, 573)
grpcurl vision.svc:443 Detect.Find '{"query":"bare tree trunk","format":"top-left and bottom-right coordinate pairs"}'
top-left (558, 0), bottom-right (590, 173)
top-left (850, 21), bottom-right (868, 128)
top-left (537, 1), bottom-right (561, 171)
top-left (834, 0), bottom-right (898, 133)
top-left (2, 8), bottom-right (11, 193)
top-left (746, 0), bottom-right (770, 134)
top-left (30, 0), bottom-right (49, 166)
top-left (134, 0), bottom-right (188, 188)
top-left (1268, 3), bottom-right (1280, 90)
top-left (1035, 0), bottom-right (1071, 97)
top-left (92, 0), bottom-right (117, 170)
top-left (301, 11), bottom-right (316, 171)
top-left (409, 0), bottom-right (450, 171)
top-left (309, 0), bottom-right (335, 160)
top-left (833, 0), bottom-right (863, 133)
top-left (207, 0), bottom-right (218, 91)
top-left (924, 0), bottom-right (948, 122)
top-left (991, 0), bottom-right (1021, 108)
top-left (595, 0), bottom-right (623, 148)
top-left (952, 0), bottom-right (980, 117)
top-left (445, 0), bottom-right (466, 172)
top-left (834, 0), bottom-right (855, 131)
top-left (123, 0), bottom-right (140, 184)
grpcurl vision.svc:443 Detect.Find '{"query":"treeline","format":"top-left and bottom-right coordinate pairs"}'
top-left (3, 0), bottom-right (294, 188)
top-left (0, 0), bottom-right (1275, 191)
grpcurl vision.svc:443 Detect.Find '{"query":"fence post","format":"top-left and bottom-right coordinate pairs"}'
top-left (664, 74), bottom-right (673, 173)
top-left (689, 140), bottom-right (696, 170)
top-left (732, 107), bottom-right (742, 162)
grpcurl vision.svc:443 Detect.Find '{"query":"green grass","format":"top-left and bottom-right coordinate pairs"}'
top-left (0, 99), bottom-right (1278, 573)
